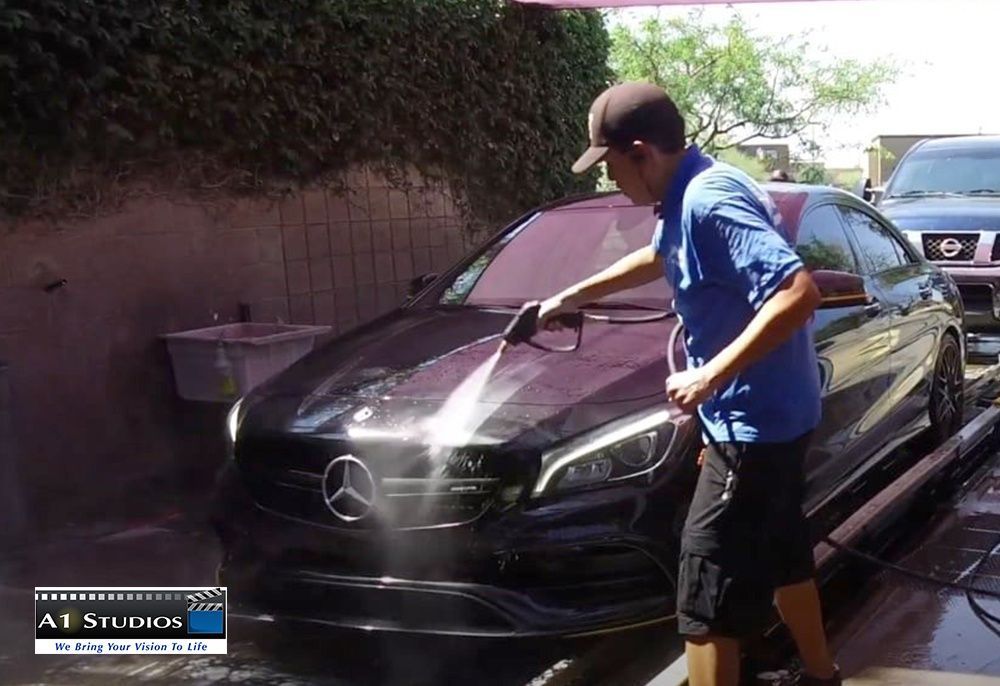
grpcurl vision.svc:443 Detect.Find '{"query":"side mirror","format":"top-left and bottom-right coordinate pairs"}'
top-left (853, 178), bottom-right (873, 203)
top-left (407, 272), bottom-right (438, 298)
top-left (812, 269), bottom-right (869, 309)
top-left (871, 186), bottom-right (885, 205)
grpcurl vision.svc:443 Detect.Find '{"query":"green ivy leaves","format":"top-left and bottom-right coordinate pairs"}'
top-left (0, 0), bottom-right (610, 223)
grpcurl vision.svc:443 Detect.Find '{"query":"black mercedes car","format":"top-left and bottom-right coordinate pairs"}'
top-left (213, 185), bottom-right (965, 637)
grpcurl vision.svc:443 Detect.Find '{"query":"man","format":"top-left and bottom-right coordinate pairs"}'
top-left (770, 168), bottom-right (795, 183)
top-left (538, 82), bottom-right (840, 686)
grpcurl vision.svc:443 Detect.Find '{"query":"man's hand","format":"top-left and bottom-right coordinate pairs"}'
top-left (538, 295), bottom-right (579, 331)
top-left (665, 367), bottom-right (717, 413)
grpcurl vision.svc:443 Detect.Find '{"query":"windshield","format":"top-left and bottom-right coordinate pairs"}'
top-left (438, 203), bottom-right (670, 309)
top-left (887, 145), bottom-right (1000, 197)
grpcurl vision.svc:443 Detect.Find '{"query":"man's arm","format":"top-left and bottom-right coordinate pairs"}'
top-left (539, 245), bottom-right (663, 322)
top-left (666, 268), bottom-right (821, 411)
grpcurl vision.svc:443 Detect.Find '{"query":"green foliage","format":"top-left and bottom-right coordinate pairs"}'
top-left (828, 168), bottom-right (862, 191)
top-left (798, 239), bottom-right (854, 273)
top-left (0, 1), bottom-right (611, 221)
top-left (866, 144), bottom-right (897, 164)
top-left (610, 11), bottom-right (897, 154)
top-left (797, 163), bottom-right (828, 185)
top-left (716, 148), bottom-right (769, 181)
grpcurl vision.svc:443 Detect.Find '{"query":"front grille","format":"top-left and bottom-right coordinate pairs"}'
top-left (261, 573), bottom-right (516, 633)
top-left (236, 433), bottom-right (523, 530)
top-left (923, 232), bottom-right (978, 261)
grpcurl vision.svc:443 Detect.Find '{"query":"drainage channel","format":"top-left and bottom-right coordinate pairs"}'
top-left (520, 361), bottom-right (1000, 686)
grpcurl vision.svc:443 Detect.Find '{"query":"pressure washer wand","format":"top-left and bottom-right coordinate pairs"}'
top-left (498, 302), bottom-right (583, 354)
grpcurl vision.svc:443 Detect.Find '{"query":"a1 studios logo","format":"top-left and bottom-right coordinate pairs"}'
top-left (35, 587), bottom-right (227, 655)
top-left (37, 607), bottom-right (183, 633)
top-left (37, 606), bottom-right (85, 634)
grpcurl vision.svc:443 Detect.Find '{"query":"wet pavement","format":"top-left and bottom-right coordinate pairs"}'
top-left (2, 448), bottom-right (998, 685)
top-left (827, 458), bottom-right (1000, 680)
top-left (0, 505), bottom-right (604, 685)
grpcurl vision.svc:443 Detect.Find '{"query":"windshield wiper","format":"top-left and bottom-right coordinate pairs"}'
top-left (579, 300), bottom-right (671, 312)
top-left (961, 189), bottom-right (1000, 196)
top-left (887, 190), bottom-right (961, 199)
top-left (446, 299), bottom-right (670, 312)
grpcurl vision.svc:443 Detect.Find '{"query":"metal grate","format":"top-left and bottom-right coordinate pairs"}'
top-left (922, 233), bottom-right (978, 261)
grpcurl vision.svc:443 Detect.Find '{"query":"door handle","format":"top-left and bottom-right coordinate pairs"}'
top-left (864, 299), bottom-right (882, 317)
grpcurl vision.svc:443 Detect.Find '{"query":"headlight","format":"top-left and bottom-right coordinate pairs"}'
top-left (532, 410), bottom-right (677, 496)
top-left (226, 398), bottom-right (244, 445)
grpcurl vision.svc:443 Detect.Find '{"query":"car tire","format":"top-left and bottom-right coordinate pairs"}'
top-left (927, 332), bottom-right (964, 447)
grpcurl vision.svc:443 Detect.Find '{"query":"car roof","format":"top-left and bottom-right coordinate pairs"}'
top-left (548, 184), bottom-right (855, 214)
top-left (914, 135), bottom-right (1000, 151)
top-left (542, 184), bottom-right (865, 242)
top-left (548, 184), bottom-right (853, 209)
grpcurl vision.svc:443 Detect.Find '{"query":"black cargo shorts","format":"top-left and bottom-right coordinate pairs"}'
top-left (676, 430), bottom-right (815, 639)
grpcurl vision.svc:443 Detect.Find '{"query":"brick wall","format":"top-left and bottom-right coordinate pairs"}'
top-left (0, 168), bottom-right (472, 532)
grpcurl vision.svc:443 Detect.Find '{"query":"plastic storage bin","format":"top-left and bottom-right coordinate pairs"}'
top-left (162, 322), bottom-right (331, 402)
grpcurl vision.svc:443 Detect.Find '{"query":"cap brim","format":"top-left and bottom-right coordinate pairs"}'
top-left (571, 145), bottom-right (608, 174)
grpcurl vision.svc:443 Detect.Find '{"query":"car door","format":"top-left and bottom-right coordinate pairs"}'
top-left (794, 203), bottom-right (894, 510)
top-left (838, 204), bottom-right (943, 434)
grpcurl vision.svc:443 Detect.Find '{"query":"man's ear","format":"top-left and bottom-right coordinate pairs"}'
top-left (627, 140), bottom-right (649, 163)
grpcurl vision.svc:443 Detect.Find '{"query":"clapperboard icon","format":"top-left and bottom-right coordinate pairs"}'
top-left (186, 587), bottom-right (225, 635)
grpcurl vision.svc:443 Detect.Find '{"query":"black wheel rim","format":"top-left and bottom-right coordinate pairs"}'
top-left (934, 340), bottom-right (963, 431)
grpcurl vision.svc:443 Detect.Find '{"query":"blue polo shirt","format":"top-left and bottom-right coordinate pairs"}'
top-left (652, 147), bottom-right (821, 443)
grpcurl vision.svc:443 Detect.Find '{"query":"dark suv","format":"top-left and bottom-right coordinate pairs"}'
top-left (875, 135), bottom-right (1000, 357)
top-left (213, 186), bottom-right (964, 637)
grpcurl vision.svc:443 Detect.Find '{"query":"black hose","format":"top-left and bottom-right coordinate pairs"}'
top-left (965, 536), bottom-right (1000, 624)
top-left (819, 534), bottom-right (1000, 600)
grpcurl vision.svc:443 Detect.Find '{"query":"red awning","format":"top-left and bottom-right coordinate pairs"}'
top-left (514, 0), bottom-right (830, 7)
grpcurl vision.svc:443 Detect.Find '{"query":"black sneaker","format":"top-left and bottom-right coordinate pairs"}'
top-left (795, 667), bottom-right (842, 686)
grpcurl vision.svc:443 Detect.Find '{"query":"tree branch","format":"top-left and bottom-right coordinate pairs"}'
top-left (689, 109), bottom-right (710, 141)
top-left (638, 35), bottom-right (662, 85)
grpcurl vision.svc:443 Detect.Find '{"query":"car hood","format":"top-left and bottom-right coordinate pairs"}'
top-left (245, 307), bottom-right (683, 449)
top-left (880, 195), bottom-right (1000, 230)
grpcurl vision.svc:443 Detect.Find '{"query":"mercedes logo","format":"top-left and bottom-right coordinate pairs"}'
top-left (939, 238), bottom-right (963, 258)
top-left (321, 455), bottom-right (376, 521)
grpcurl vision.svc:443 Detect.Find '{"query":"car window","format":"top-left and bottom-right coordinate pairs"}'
top-left (795, 205), bottom-right (860, 274)
top-left (440, 204), bottom-right (669, 307)
top-left (887, 228), bottom-right (917, 265)
top-left (887, 145), bottom-right (1000, 197)
top-left (837, 206), bottom-right (905, 274)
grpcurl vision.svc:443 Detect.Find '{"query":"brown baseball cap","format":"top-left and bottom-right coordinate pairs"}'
top-left (572, 82), bottom-right (685, 174)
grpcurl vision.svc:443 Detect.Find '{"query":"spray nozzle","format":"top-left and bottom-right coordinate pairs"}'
top-left (500, 302), bottom-right (583, 353)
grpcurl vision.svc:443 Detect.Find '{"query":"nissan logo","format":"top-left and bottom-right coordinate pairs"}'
top-left (321, 455), bottom-right (376, 521)
top-left (939, 238), bottom-right (963, 258)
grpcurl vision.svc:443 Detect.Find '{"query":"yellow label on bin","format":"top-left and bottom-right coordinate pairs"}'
top-left (220, 375), bottom-right (237, 399)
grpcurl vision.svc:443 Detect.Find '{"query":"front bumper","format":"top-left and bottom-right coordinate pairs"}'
top-left (936, 266), bottom-right (1000, 333)
top-left (211, 461), bottom-right (693, 637)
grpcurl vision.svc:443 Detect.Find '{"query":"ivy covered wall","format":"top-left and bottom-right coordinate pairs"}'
top-left (0, 0), bottom-right (611, 222)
